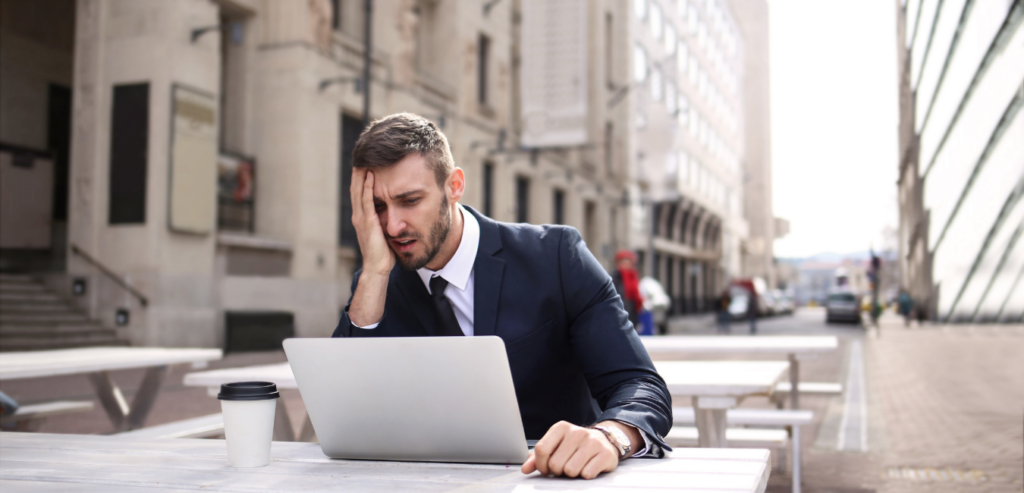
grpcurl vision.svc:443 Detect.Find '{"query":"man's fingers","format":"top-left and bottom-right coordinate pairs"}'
top-left (350, 167), bottom-right (365, 208)
top-left (361, 171), bottom-right (376, 218)
top-left (546, 427), bottom-right (586, 477)
top-left (520, 451), bottom-right (537, 475)
top-left (532, 422), bottom-right (570, 476)
top-left (560, 439), bottom-right (600, 478)
top-left (580, 452), bottom-right (613, 480)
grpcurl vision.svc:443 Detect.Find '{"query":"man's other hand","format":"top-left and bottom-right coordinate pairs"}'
top-left (521, 421), bottom-right (623, 480)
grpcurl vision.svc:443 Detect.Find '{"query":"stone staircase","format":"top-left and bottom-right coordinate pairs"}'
top-left (0, 273), bottom-right (128, 351)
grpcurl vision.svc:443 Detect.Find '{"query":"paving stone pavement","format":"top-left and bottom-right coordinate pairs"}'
top-left (762, 313), bottom-right (1024, 493)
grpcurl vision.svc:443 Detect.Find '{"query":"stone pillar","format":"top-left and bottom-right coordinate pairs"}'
top-left (69, 0), bottom-right (222, 346)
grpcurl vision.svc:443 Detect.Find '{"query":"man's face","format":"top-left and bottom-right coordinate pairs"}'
top-left (370, 154), bottom-right (453, 270)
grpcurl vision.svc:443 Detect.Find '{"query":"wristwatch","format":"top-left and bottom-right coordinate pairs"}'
top-left (590, 425), bottom-right (631, 460)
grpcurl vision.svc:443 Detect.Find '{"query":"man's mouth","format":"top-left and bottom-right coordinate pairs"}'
top-left (391, 238), bottom-right (417, 253)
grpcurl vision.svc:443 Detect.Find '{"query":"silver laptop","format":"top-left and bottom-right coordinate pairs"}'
top-left (283, 336), bottom-right (529, 464)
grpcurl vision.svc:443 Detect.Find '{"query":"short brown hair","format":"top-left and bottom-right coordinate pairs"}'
top-left (352, 113), bottom-right (454, 187)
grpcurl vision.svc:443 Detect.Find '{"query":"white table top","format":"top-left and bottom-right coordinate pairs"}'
top-left (642, 336), bottom-right (838, 358)
top-left (184, 362), bottom-right (296, 389)
top-left (655, 361), bottom-right (790, 398)
top-left (0, 347), bottom-right (223, 380)
top-left (0, 432), bottom-right (770, 492)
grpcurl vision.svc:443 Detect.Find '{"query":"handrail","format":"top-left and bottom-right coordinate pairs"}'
top-left (70, 243), bottom-right (149, 307)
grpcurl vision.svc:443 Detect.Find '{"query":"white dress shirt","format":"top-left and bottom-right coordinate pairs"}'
top-left (353, 204), bottom-right (651, 456)
top-left (416, 205), bottom-right (479, 336)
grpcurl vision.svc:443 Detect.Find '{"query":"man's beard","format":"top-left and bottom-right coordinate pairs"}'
top-left (391, 196), bottom-right (452, 271)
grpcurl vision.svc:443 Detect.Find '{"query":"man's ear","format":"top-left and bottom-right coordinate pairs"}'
top-left (448, 168), bottom-right (466, 203)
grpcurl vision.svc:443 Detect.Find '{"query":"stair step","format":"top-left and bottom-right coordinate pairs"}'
top-left (0, 274), bottom-right (37, 283)
top-left (0, 325), bottom-right (115, 338)
top-left (0, 313), bottom-right (92, 325)
top-left (0, 304), bottom-right (77, 314)
top-left (0, 284), bottom-right (48, 293)
top-left (0, 292), bottom-right (67, 304)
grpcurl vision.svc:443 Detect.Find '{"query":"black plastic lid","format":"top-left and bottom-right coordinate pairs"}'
top-left (217, 381), bottom-right (280, 401)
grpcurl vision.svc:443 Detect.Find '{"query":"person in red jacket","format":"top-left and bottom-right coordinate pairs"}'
top-left (611, 250), bottom-right (645, 332)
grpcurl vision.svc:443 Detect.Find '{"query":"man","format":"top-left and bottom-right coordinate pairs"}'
top-left (716, 289), bottom-right (732, 334)
top-left (334, 113), bottom-right (672, 480)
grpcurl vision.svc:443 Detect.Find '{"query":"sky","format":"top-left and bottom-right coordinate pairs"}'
top-left (767, 0), bottom-right (901, 258)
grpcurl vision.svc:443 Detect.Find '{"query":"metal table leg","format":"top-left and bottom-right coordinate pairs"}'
top-left (89, 366), bottom-right (168, 432)
top-left (692, 396), bottom-right (736, 448)
top-left (791, 425), bottom-right (802, 493)
top-left (788, 353), bottom-right (800, 410)
top-left (298, 413), bottom-right (317, 442)
top-left (273, 398), bottom-right (296, 442)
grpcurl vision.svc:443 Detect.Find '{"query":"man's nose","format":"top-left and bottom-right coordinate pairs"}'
top-left (384, 210), bottom-right (406, 238)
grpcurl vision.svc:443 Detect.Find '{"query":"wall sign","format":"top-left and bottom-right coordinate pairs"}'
top-left (169, 85), bottom-right (217, 234)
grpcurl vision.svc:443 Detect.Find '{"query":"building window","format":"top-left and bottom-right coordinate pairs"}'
top-left (483, 161), bottom-right (494, 217)
top-left (651, 66), bottom-right (663, 101)
top-left (478, 34), bottom-right (490, 105)
top-left (665, 152), bottom-right (678, 179)
top-left (553, 189), bottom-right (565, 224)
top-left (605, 13), bottom-right (614, 88)
top-left (584, 201), bottom-right (596, 247)
top-left (516, 176), bottom-right (530, 223)
top-left (679, 150), bottom-right (690, 182)
top-left (633, 44), bottom-right (647, 83)
top-left (665, 23), bottom-right (677, 54)
top-left (678, 94), bottom-right (690, 125)
top-left (634, 0), bottom-right (647, 20)
top-left (650, 2), bottom-right (663, 39)
top-left (339, 114), bottom-right (363, 247)
top-left (109, 83), bottom-right (150, 225)
top-left (666, 82), bottom-right (678, 114)
top-left (678, 42), bottom-right (688, 74)
top-left (331, 0), bottom-right (342, 30)
top-left (604, 121), bottom-right (615, 175)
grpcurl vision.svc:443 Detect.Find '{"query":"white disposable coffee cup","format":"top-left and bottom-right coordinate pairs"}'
top-left (218, 381), bottom-right (280, 467)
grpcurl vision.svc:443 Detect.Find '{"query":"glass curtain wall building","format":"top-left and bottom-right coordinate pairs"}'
top-left (896, 0), bottom-right (1024, 322)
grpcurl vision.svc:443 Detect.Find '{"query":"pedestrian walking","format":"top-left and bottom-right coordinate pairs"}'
top-left (716, 289), bottom-right (731, 334)
top-left (747, 289), bottom-right (758, 334)
top-left (897, 290), bottom-right (913, 327)
top-left (612, 250), bottom-right (645, 333)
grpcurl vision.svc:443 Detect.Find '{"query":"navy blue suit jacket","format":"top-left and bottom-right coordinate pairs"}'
top-left (333, 206), bottom-right (672, 455)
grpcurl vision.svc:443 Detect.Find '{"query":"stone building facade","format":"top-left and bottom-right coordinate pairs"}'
top-left (0, 0), bottom-right (635, 347)
top-left (0, 0), bottom-right (776, 347)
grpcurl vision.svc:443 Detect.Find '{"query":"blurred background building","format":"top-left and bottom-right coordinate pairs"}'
top-left (895, 0), bottom-right (1024, 323)
top-left (0, 0), bottom-right (782, 350)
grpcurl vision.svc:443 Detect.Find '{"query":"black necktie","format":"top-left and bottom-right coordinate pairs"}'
top-left (429, 276), bottom-right (464, 336)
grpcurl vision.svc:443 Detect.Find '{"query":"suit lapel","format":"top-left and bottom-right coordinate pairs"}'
top-left (393, 268), bottom-right (437, 336)
top-left (468, 206), bottom-right (504, 337)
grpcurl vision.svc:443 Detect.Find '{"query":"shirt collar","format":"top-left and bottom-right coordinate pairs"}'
top-left (417, 205), bottom-right (479, 294)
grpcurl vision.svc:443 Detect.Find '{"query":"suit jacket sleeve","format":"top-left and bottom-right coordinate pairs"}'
top-left (332, 269), bottom-right (389, 338)
top-left (558, 228), bottom-right (673, 455)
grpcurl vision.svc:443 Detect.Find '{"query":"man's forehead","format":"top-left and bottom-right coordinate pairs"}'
top-left (371, 154), bottom-right (437, 200)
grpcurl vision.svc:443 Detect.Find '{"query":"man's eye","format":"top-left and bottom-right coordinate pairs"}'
top-left (374, 203), bottom-right (385, 211)
top-left (406, 199), bottom-right (419, 205)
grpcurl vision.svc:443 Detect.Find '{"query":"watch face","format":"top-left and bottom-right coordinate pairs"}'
top-left (608, 427), bottom-right (631, 456)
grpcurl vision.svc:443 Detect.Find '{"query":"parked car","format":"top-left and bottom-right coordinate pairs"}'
top-left (771, 289), bottom-right (795, 315)
top-left (640, 277), bottom-right (671, 334)
top-left (826, 292), bottom-right (862, 324)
